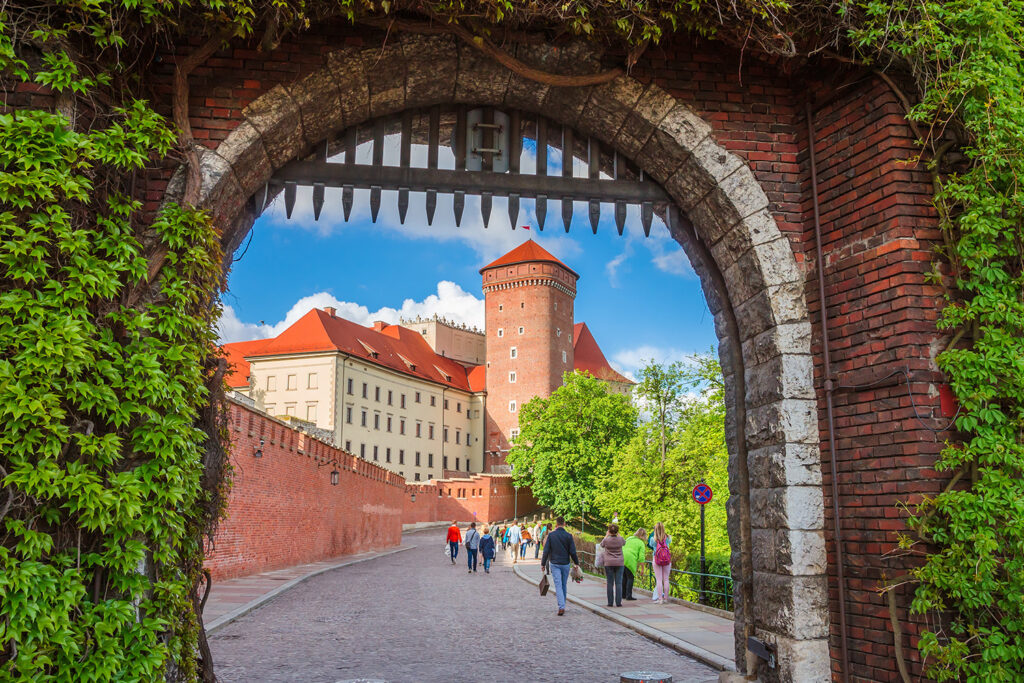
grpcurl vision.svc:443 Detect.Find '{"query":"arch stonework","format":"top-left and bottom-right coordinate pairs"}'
top-left (177, 35), bottom-right (829, 681)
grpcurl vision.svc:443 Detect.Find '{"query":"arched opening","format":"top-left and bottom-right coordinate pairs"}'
top-left (170, 35), bottom-right (828, 681)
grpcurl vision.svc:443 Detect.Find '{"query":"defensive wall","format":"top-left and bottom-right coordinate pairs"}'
top-left (206, 399), bottom-right (538, 580)
top-left (205, 399), bottom-right (406, 580)
top-left (402, 472), bottom-right (539, 526)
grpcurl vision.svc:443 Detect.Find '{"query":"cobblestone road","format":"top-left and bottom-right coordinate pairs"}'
top-left (211, 530), bottom-right (719, 683)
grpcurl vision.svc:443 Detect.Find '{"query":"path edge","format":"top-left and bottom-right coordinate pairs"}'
top-left (512, 564), bottom-right (736, 673)
top-left (205, 545), bottom-right (415, 634)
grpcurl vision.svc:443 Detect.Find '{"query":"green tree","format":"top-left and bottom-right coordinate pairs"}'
top-left (508, 371), bottom-right (636, 517)
top-left (635, 360), bottom-right (688, 500)
top-left (595, 354), bottom-right (729, 557)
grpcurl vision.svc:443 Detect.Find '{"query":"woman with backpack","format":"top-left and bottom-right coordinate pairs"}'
top-left (479, 526), bottom-right (496, 573)
top-left (651, 521), bottom-right (672, 603)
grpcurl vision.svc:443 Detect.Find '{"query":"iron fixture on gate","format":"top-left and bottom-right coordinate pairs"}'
top-left (259, 105), bottom-right (682, 236)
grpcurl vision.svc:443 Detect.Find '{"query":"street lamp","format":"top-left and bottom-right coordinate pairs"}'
top-left (330, 468), bottom-right (339, 486)
top-left (514, 484), bottom-right (520, 518)
top-left (581, 498), bottom-right (587, 536)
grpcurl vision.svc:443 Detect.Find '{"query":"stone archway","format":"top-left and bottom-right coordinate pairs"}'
top-left (171, 35), bottom-right (829, 681)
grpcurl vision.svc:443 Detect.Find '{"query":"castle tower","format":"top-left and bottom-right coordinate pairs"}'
top-left (480, 240), bottom-right (579, 471)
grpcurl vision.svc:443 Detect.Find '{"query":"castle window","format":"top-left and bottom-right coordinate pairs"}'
top-left (286, 374), bottom-right (297, 390)
top-left (346, 406), bottom-right (352, 424)
top-left (307, 373), bottom-right (318, 389)
top-left (430, 395), bottom-right (436, 407)
top-left (374, 413), bottom-right (380, 430)
top-left (360, 443), bottom-right (366, 458)
top-left (509, 400), bottom-right (517, 413)
top-left (520, 302), bottom-right (524, 308)
top-left (510, 428), bottom-right (520, 440)
top-left (345, 440), bottom-right (351, 451)
top-left (509, 371), bottom-right (516, 383)
top-left (498, 304), bottom-right (503, 311)
top-left (510, 347), bottom-right (517, 359)
top-left (399, 449), bottom-right (405, 464)
top-left (266, 376), bottom-right (276, 391)
top-left (497, 329), bottom-right (504, 338)
top-left (556, 328), bottom-right (561, 337)
top-left (387, 416), bottom-right (393, 432)
top-left (386, 447), bottom-right (392, 463)
top-left (518, 326), bottom-right (524, 334)
top-left (361, 410), bottom-right (367, 427)
top-left (443, 456), bottom-right (449, 469)
top-left (373, 445), bottom-right (378, 461)
top-left (562, 350), bottom-right (568, 363)
top-left (347, 378), bottom-right (353, 395)
top-left (362, 382), bottom-right (368, 399)
top-left (375, 386), bottom-right (380, 402)
top-left (306, 404), bottom-right (317, 421)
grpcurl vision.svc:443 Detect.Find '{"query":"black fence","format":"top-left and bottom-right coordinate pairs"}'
top-left (574, 545), bottom-right (733, 612)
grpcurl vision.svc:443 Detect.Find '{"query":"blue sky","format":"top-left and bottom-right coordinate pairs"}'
top-left (221, 138), bottom-right (717, 378)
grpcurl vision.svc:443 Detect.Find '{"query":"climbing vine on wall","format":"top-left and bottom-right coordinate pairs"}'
top-left (0, 0), bottom-right (1021, 680)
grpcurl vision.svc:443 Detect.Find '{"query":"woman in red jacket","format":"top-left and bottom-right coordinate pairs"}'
top-left (446, 521), bottom-right (462, 565)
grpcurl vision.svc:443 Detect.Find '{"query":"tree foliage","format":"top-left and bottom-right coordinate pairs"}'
top-left (507, 371), bottom-right (636, 518)
top-left (595, 355), bottom-right (729, 558)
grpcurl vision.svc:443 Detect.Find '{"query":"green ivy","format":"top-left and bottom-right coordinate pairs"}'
top-left (0, 11), bottom-right (224, 678)
top-left (850, 1), bottom-right (1024, 679)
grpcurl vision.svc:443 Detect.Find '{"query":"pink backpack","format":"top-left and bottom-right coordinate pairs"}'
top-left (654, 540), bottom-right (671, 566)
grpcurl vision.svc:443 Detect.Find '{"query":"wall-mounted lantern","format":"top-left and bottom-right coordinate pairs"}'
top-left (330, 468), bottom-right (339, 486)
top-left (410, 492), bottom-right (417, 503)
top-left (253, 437), bottom-right (265, 458)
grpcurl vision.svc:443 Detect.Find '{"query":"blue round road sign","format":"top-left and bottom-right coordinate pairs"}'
top-left (692, 483), bottom-right (713, 505)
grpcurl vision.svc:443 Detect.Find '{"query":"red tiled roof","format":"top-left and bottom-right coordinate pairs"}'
top-left (479, 239), bottom-right (579, 278)
top-left (222, 339), bottom-right (270, 389)
top-left (240, 309), bottom-right (479, 392)
top-left (467, 365), bottom-right (486, 392)
top-left (573, 322), bottom-right (633, 385)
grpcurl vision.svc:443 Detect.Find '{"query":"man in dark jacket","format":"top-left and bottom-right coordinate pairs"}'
top-left (540, 517), bottom-right (580, 615)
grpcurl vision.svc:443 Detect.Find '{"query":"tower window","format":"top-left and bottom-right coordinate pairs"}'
top-left (499, 304), bottom-right (503, 311)
top-left (556, 328), bottom-right (561, 337)
top-left (497, 329), bottom-right (504, 338)
top-left (510, 347), bottom-right (517, 359)
top-left (518, 326), bottom-right (524, 334)
top-left (509, 371), bottom-right (516, 383)
top-left (520, 302), bottom-right (524, 308)
top-left (509, 400), bottom-right (517, 413)
top-left (562, 350), bottom-right (568, 363)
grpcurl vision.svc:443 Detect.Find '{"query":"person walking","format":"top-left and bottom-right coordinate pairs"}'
top-left (507, 520), bottom-right (522, 563)
top-left (651, 521), bottom-right (672, 603)
top-left (520, 526), bottom-right (532, 559)
top-left (464, 522), bottom-right (481, 573)
top-left (622, 528), bottom-right (647, 601)
top-left (540, 516), bottom-right (581, 616)
top-left (502, 525), bottom-right (511, 551)
top-left (479, 526), bottom-right (496, 573)
top-left (446, 520), bottom-right (462, 565)
top-left (600, 523), bottom-right (626, 607)
top-left (534, 522), bottom-right (548, 559)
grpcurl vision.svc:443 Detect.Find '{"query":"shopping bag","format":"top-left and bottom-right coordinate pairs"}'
top-left (594, 544), bottom-right (605, 568)
top-left (570, 564), bottom-right (584, 583)
top-left (539, 570), bottom-right (550, 596)
top-left (444, 543), bottom-right (452, 559)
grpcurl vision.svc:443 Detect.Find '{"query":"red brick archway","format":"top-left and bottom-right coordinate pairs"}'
top-left (159, 30), bottom-right (948, 683)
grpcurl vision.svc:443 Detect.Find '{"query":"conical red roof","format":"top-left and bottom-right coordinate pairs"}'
top-left (573, 322), bottom-right (633, 384)
top-left (479, 240), bottom-right (579, 278)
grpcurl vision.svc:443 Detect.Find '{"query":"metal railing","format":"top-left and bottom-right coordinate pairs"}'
top-left (575, 548), bottom-right (733, 612)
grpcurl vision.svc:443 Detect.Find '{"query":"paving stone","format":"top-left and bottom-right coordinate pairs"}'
top-left (211, 530), bottom-right (719, 682)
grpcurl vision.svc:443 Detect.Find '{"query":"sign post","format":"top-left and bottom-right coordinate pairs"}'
top-left (692, 481), bottom-right (713, 605)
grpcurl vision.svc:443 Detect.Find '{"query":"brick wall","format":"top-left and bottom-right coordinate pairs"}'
top-left (402, 473), bottom-right (539, 526)
top-left (206, 400), bottom-right (406, 580)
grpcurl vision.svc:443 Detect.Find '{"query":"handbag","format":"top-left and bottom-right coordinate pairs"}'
top-left (570, 564), bottom-right (583, 583)
top-left (539, 569), bottom-right (550, 596)
top-left (594, 542), bottom-right (605, 568)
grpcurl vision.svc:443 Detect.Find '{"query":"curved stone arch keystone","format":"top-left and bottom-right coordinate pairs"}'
top-left (174, 34), bottom-right (830, 681)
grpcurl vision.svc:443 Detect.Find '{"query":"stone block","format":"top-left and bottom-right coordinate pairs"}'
top-left (733, 288), bottom-right (778, 341)
top-left (402, 34), bottom-right (457, 107)
top-left (635, 126), bottom-right (691, 184)
top-left (752, 236), bottom-right (802, 288)
top-left (242, 85), bottom-right (306, 168)
top-left (366, 42), bottom-right (407, 118)
top-left (774, 529), bottom-right (827, 576)
top-left (197, 148), bottom-right (245, 232)
top-left (574, 76), bottom-right (644, 145)
top-left (214, 120), bottom-right (272, 198)
top-left (760, 633), bottom-right (831, 683)
top-left (741, 322), bottom-right (813, 366)
top-left (751, 572), bottom-right (829, 640)
top-left (745, 399), bottom-right (818, 451)
top-left (750, 485), bottom-right (824, 531)
top-left (613, 84), bottom-right (677, 158)
top-left (288, 68), bottom-right (344, 147)
top-left (765, 281), bottom-right (809, 327)
top-left (743, 353), bottom-right (815, 408)
top-left (327, 48), bottom-right (372, 126)
top-left (455, 42), bottom-right (511, 106)
top-left (747, 442), bottom-right (823, 490)
top-left (752, 527), bottom-right (776, 573)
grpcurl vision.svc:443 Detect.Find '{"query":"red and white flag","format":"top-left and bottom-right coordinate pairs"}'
top-left (521, 225), bottom-right (531, 230)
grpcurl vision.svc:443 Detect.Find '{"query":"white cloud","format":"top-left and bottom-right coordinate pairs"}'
top-left (217, 281), bottom-right (485, 343)
top-left (609, 345), bottom-right (710, 381)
